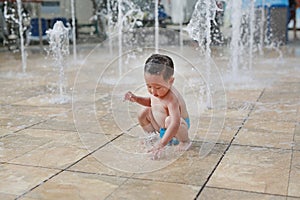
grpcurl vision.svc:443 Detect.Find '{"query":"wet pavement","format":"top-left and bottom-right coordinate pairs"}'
top-left (0, 34), bottom-right (299, 200)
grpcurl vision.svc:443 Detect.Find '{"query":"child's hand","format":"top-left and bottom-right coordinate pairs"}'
top-left (124, 91), bottom-right (135, 102)
top-left (148, 142), bottom-right (165, 160)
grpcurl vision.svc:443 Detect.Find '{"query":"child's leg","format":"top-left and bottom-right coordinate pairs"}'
top-left (174, 119), bottom-right (190, 142)
top-left (176, 120), bottom-right (192, 151)
top-left (138, 107), bottom-right (159, 133)
top-left (165, 117), bottom-right (191, 150)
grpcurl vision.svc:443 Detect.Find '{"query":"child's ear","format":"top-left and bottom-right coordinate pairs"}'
top-left (169, 76), bottom-right (175, 84)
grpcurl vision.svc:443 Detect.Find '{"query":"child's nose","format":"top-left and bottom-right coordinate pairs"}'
top-left (152, 88), bottom-right (158, 96)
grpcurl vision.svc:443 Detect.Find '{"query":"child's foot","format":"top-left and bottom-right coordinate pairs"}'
top-left (177, 140), bottom-right (192, 151)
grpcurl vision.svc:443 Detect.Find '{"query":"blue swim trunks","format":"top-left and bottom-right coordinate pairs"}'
top-left (159, 118), bottom-right (190, 145)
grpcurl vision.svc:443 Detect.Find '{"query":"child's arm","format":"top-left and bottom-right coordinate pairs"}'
top-left (159, 102), bottom-right (181, 147)
top-left (124, 91), bottom-right (151, 107)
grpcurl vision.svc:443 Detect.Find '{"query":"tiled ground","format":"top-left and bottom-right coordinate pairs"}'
top-left (0, 37), bottom-right (299, 200)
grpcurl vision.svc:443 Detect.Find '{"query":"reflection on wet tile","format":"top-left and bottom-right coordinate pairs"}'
top-left (24, 171), bottom-right (127, 200)
top-left (198, 187), bottom-right (285, 200)
top-left (208, 146), bottom-right (291, 195)
top-left (0, 164), bottom-right (59, 196)
top-left (107, 179), bottom-right (199, 200)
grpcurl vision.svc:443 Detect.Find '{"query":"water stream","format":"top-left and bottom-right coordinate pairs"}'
top-left (16, 0), bottom-right (26, 73)
top-left (46, 21), bottom-right (70, 104)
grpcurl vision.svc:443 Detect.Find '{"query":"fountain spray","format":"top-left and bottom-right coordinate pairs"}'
top-left (118, 0), bottom-right (123, 76)
top-left (229, 0), bottom-right (242, 78)
top-left (71, 0), bottom-right (77, 61)
top-left (47, 21), bottom-right (70, 104)
top-left (186, 0), bottom-right (219, 108)
top-left (155, 0), bottom-right (159, 53)
top-left (16, 0), bottom-right (27, 73)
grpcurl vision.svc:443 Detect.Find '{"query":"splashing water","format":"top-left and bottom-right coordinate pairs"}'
top-left (46, 21), bottom-right (70, 104)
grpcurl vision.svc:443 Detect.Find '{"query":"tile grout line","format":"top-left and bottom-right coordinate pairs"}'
top-left (206, 186), bottom-right (297, 199)
top-left (285, 110), bottom-right (299, 196)
top-left (193, 88), bottom-right (265, 199)
top-left (0, 116), bottom-right (58, 139)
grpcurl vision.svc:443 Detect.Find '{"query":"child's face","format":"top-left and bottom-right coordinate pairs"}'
top-left (144, 73), bottom-right (174, 98)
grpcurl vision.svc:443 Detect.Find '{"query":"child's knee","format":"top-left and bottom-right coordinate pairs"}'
top-left (138, 108), bottom-right (151, 122)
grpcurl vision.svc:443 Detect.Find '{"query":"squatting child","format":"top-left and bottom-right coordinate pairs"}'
top-left (124, 54), bottom-right (192, 158)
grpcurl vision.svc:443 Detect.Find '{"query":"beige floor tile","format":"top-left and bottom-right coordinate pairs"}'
top-left (10, 142), bottom-right (88, 169)
top-left (68, 155), bottom-right (133, 177)
top-left (250, 103), bottom-right (298, 122)
top-left (0, 164), bottom-right (59, 196)
top-left (24, 171), bottom-right (127, 200)
top-left (97, 112), bottom-right (131, 135)
top-left (295, 124), bottom-right (300, 151)
top-left (0, 133), bottom-right (51, 162)
top-left (0, 126), bottom-right (14, 137)
top-left (0, 115), bottom-right (46, 130)
top-left (10, 131), bottom-right (93, 169)
top-left (32, 117), bottom-right (76, 132)
top-left (288, 151), bottom-right (300, 197)
top-left (297, 106), bottom-right (300, 122)
top-left (107, 179), bottom-right (199, 200)
top-left (207, 146), bottom-right (291, 195)
top-left (200, 107), bottom-right (248, 120)
top-left (0, 105), bottom-right (70, 119)
top-left (226, 90), bottom-right (263, 103)
top-left (198, 187), bottom-right (286, 200)
top-left (243, 119), bottom-right (295, 133)
top-left (193, 117), bottom-right (244, 144)
top-left (259, 90), bottom-right (300, 104)
top-left (234, 129), bottom-right (294, 149)
top-left (0, 193), bottom-right (18, 200)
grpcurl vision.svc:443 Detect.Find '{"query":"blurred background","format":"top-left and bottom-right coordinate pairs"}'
top-left (0, 0), bottom-right (299, 52)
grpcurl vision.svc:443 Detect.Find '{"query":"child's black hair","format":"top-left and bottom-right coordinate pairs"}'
top-left (144, 54), bottom-right (174, 80)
